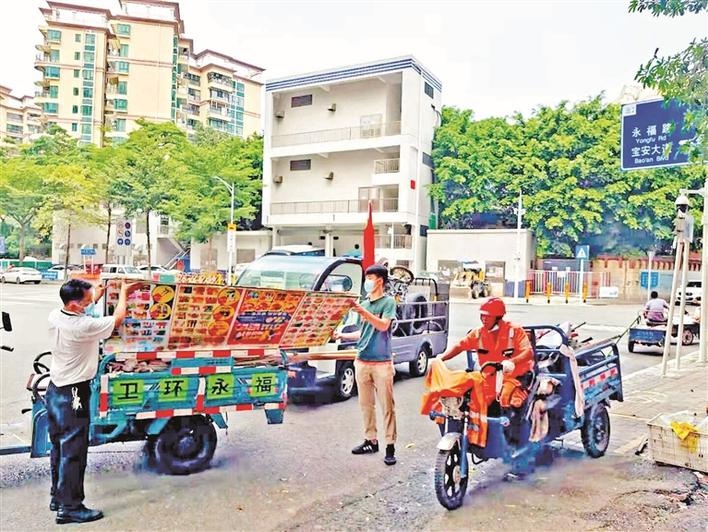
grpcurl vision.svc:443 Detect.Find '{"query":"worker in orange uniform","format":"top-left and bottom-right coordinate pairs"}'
top-left (437, 297), bottom-right (534, 409)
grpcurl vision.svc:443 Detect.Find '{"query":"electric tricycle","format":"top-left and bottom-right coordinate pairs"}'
top-left (424, 325), bottom-right (623, 510)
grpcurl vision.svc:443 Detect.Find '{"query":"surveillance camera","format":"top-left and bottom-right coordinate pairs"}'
top-left (675, 193), bottom-right (690, 213)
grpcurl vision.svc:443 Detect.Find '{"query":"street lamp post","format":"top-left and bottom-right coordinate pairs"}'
top-left (212, 176), bottom-right (235, 286)
top-left (513, 190), bottom-right (525, 299)
top-left (681, 179), bottom-right (708, 363)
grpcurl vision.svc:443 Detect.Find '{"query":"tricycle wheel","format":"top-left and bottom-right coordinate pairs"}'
top-left (681, 328), bottom-right (694, 346)
top-left (153, 415), bottom-right (216, 475)
top-left (434, 442), bottom-right (468, 510)
top-left (581, 404), bottom-right (610, 458)
top-left (335, 361), bottom-right (356, 400)
top-left (627, 340), bottom-right (635, 353)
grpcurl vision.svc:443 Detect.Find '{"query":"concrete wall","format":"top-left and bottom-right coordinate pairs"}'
top-left (426, 229), bottom-right (535, 281)
top-left (190, 230), bottom-right (271, 271)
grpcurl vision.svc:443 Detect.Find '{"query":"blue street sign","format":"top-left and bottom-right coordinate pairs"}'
top-left (621, 99), bottom-right (695, 171)
top-left (80, 247), bottom-right (96, 256)
top-left (640, 271), bottom-right (659, 289)
top-left (575, 245), bottom-right (590, 260)
top-left (0, 236), bottom-right (5, 254)
top-left (42, 271), bottom-right (59, 281)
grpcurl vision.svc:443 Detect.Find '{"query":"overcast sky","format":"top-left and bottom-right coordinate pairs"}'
top-left (1, 0), bottom-right (705, 118)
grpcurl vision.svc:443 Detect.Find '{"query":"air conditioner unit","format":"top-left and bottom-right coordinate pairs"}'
top-left (327, 103), bottom-right (337, 112)
top-left (324, 172), bottom-right (334, 180)
top-left (275, 111), bottom-right (285, 119)
top-left (273, 175), bottom-right (283, 184)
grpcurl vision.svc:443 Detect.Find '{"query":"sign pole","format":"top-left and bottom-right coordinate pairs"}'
top-left (675, 238), bottom-right (690, 370)
top-left (700, 175), bottom-right (707, 364)
top-left (647, 250), bottom-right (654, 301)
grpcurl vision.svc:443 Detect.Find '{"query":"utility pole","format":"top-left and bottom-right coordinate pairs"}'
top-left (213, 175), bottom-right (236, 286)
top-left (513, 190), bottom-right (525, 299)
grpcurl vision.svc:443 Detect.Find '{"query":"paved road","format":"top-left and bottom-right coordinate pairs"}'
top-left (0, 282), bottom-right (682, 530)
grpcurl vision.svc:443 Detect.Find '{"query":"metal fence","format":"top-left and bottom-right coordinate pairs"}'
top-left (272, 121), bottom-right (401, 147)
top-left (527, 270), bottom-right (611, 298)
top-left (271, 197), bottom-right (398, 215)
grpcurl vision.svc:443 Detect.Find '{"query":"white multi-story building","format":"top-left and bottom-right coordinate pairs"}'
top-left (262, 56), bottom-right (442, 273)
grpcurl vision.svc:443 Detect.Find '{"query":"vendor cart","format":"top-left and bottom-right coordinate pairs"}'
top-left (628, 321), bottom-right (699, 352)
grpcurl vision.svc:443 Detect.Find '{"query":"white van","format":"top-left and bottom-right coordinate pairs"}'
top-left (100, 264), bottom-right (144, 280)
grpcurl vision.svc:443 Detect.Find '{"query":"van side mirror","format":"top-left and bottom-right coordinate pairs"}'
top-left (1, 311), bottom-right (12, 332)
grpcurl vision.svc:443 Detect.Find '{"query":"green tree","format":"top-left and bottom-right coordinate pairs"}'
top-left (112, 119), bottom-right (192, 268)
top-left (629, 0), bottom-right (707, 162)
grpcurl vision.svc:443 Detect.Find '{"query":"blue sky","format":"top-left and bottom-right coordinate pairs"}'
top-left (1, 0), bottom-right (705, 119)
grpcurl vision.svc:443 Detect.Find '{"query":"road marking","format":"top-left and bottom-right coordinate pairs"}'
top-left (614, 435), bottom-right (646, 455)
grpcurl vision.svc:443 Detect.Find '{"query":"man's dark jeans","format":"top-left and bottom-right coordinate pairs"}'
top-left (46, 380), bottom-right (91, 509)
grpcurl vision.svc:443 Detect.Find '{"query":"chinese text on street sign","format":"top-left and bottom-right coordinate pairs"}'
top-left (621, 99), bottom-right (695, 171)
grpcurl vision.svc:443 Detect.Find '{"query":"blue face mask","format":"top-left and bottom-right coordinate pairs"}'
top-left (364, 279), bottom-right (376, 294)
top-left (84, 302), bottom-right (100, 318)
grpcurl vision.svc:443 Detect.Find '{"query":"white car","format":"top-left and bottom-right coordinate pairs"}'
top-left (100, 264), bottom-right (144, 281)
top-left (677, 281), bottom-right (703, 305)
top-left (1, 267), bottom-right (42, 284)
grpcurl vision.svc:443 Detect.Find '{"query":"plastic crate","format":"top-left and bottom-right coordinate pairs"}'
top-left (647, 412), bottom-right (707, 473)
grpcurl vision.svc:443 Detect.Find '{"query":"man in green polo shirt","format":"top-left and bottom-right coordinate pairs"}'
top-left (335, 264), bottom-right (398, 465)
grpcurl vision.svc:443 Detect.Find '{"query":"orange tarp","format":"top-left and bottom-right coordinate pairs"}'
top-left (420, 359), bottom-right (488, 447)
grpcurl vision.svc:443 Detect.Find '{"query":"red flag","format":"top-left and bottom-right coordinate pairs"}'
top-left (362, 201), bottom-right (375, 271)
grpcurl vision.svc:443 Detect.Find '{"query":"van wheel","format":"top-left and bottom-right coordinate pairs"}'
top-left (581, 404), bottom-right (610, 458)
top-left (335, 362), bottom-right (356, 400)
top-left (409, 347), bottom-right (430, 377)
top-left (682, 329), bottom-right (694, 346)
top-left (628, 341), bottom-right (635, 353)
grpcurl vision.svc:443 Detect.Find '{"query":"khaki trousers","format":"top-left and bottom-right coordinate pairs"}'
top-left (354, 359), bottom-right (397, 445)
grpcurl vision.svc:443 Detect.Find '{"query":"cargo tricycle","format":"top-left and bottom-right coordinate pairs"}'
top-left (424, 325), bottom-right (623, 510)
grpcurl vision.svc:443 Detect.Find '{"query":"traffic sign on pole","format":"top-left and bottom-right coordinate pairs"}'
top-left (575, 245), bottom-right (589, 260)
top-left (621, 99), bottom-right (695, 171)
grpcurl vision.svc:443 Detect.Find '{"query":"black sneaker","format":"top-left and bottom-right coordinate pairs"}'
top-left (49, 499), bottom-right (59, 512)
top-left (56, 505), bottom-right (104, 525)
top-left (352, 439), bottom-right (379, 454)
top-left (384, 444), bottom-right (396, 465)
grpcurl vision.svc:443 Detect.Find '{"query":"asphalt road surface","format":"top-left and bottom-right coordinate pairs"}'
top-left (0, 282), bottom-right (686, 530)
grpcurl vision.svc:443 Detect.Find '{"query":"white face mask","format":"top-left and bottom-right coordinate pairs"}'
top-left (364, 279), bottom-right (376, 293)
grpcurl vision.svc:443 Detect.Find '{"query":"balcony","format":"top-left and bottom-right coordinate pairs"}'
top-left (207, 75), bottom-right (233, 89)
top-left (272, 121), bottom-right (401, 148)
top-left (34, 53), bottom-right (59, 64)
top-left (186, 105), bottom-right (200, 116)
top-left (270, 197), bottom-right (398, 215)
top-left (188, 94), bottom-right (201, 103)
top-left (208, 106), bottom-right (229, 118)
top-left (374, 234), bottom-right (412, 249)
top-left (373, 158), bottom-right (400, 174)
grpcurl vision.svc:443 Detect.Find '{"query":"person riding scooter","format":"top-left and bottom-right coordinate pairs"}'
top-left (437, 297), bottom-right (534, 409)
top-left (644, 291), bottom-right (669, 326)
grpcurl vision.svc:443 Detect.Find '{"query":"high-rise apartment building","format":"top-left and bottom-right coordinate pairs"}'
top-left (0, 86), bottom-right (43, 144)
top-left (34, 0), bottom-right (263, 146)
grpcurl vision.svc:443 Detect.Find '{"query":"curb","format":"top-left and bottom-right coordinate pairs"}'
top-left (621, 350), bottom-right (703, 385)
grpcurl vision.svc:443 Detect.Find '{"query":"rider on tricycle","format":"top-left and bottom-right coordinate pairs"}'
top-left (423, 297), bottom-right (622, 510)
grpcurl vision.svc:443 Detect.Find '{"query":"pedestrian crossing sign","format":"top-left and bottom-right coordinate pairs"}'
top-left (575, 245), bottom-right (589, 260)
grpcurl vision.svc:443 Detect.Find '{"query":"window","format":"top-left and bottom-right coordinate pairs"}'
top-left (291, 94), bottom-right (312, 108)
top-left (236, 82), bottom-right (245, 96)
top-left (47, 29), bottom-right (61, 42)
top-left (119, 44), bottom-right (129, 57)
top-left (84, 51), bottom-right (94, 63)
top-left (45, 66), bottom-right (60, 78)
top-left (81, 124), bottom-right (91, 135)
top-left (75, 33), bottom-right (81, 43)
top-left (116, 23), bottom-right (131, 36)
top-left (48, 85), bottom-right (59, 98)
top-left (50, 49), bottom-right (60, 62)
top-left (43, 102), bottom-right (58, 114)
top-left (85, 34), bottom-right (95, 45)
top-left (71, 123), bottom-right (78, 132)
top-left (424, 82), bottom-right (434, 98)
top-left (7, 112), bottom-right (22, 122)
top-left (114, 99), bottom-right (128, 111)
top-left (83, 87), bottom-right (93, 98)
top-left (81, 105), bottom-right (92, 116)
top-left (290, 159), bottom-right (311, 171)
top-left (73, 87), bottom-right (79, 96)
top-left (116, 61), bottom-right (129, 73)
top-left (72, 105), bottom-right (78, 114)
top-left (73, 69), bottom-right (80, 78)
top-left (74, 52), bottom-right (80, 61)
top-left (82, 70), bottom-right (93, 80)
top-left (114, 118), bottom-right (126, 132)
top-left (117, 81), bottom-right (128, 95)
top-left (422, 152), bottom-right (434, 168)
top-left (7, 124), bottom-right (23, 134)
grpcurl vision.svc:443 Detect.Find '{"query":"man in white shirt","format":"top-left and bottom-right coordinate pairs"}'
top-left (644, 291), bottom-right (669, 324)
top-left (46, 279), bottom-right (138, 524)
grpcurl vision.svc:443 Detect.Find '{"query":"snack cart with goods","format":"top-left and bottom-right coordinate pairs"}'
top-left (7, 280), bottom-right (356, 474)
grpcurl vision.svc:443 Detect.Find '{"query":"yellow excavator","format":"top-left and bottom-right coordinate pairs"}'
top-left (451, 261), bottom-right (490, 299)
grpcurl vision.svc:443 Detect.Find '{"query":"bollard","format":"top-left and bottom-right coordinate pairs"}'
top-left (546, 281), bottom-right (552, 304)
top-left (564, 282), bottom-right (570, 304)
top-left (582, 283), bottom-right (588, 304)
top-left (525, 280), bottom-right (531, 303)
